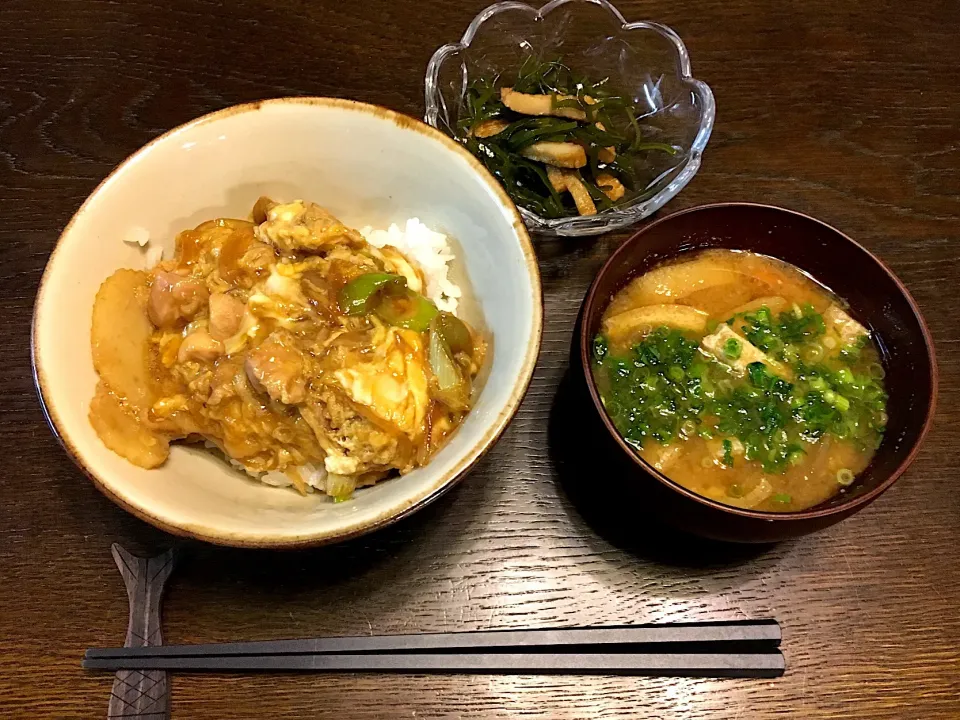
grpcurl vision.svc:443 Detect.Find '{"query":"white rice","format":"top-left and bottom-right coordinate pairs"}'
top-left (123, 225), bottom-right (165, 268)
top-left (123, 226), bottom-right (150, 247)
top-left (361, 218), bottom-right (462, 315)
top-left (260, 463), bottom-right (328, 491)
top-left (144, 245), bottom-right (164, 267)
top-left (214, 443), bottom-right (330, 494)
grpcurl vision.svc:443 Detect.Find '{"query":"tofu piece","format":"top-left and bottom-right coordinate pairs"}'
top-left (824, 304), bottom-right (868, 346)
top-left (700, 324), bottom-right (790, 378)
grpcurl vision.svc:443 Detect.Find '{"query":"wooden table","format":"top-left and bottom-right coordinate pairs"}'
top-left (2, 1), bottom-right (958, 717)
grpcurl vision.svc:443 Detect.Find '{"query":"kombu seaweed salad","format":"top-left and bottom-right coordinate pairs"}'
top-left (456, 57), bottom-right (678, 218)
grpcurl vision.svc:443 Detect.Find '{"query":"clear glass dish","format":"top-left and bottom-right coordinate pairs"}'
top-left (425, 0), bottom-right (715, 237)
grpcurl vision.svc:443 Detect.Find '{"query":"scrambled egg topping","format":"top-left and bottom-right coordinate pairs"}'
top-left (89, 199), bottom-right (484, 496)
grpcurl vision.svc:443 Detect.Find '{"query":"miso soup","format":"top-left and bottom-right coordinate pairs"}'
top-left (592, 250), bottom-right (888, 512)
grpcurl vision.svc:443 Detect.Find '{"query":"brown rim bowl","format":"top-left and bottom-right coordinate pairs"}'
top-left (33, 98), bottom-right (542, 548)
top-left (579, 203), bottom-right (937, 543)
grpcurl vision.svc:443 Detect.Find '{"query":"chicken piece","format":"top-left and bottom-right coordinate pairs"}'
top-left (595, 173), bottom-right (625, 201)
top-left (500, 87), bottom-right (590, 121)
top-left (824, 304), bottom-right (869, 346)
top-left (300, 389), bottom-right (411, 475)
top-left (178, 328), bottom-right (223, 364)
top-left (208, 293), bottom-right (246, 340)
top-left (470, 119), bottom-right (510, 138)
top-left (700, 324), bottom-right (791, 379)
top-left (519, 141), bottom-right (587, 168)
top-left (332, 328), bottom-right (430, 439)
top-left (205, 356), bottom-right (244, 407)
top-left (219, 225), bottom-right (276, 288)
top-left (245, 331), bottom-right (307, 405)
top-left (252, 196), bottom-right (276, 225)
top-left (323, 246), bottom-right (383, 286)
top-left (147, 271), bottom-right (209, 329)
top-left (256, 200), bottom-right (362, 252)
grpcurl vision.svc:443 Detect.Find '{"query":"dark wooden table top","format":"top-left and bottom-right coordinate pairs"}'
top-left (2, 0), bottom-right (959, 717)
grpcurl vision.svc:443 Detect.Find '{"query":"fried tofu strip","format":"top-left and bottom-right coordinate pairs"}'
top-left (603, 304), bottom-right (709, 346)
top-left (595, 173), bottom-right (625, 201)
top-left (470, 119), bottom-right (510, 138)
top-left (501, 87), bottom-right (591, 121)
top-left (561, 172), bottom-right (596, 216)
top-left (545, 165), bottom-right (567, 192)
top-left (545, 166), bottom-right (597, 215)
top-left (594, 122), bottom-right (617, 163)
top-left (519, 141), bottom-right (587, 168)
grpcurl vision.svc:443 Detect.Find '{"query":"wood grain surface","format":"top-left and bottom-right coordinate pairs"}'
top-left (2, 0), bottom-right (958, 717)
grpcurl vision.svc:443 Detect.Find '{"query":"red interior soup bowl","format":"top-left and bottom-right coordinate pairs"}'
top-left (579, 203), bottom-right (937, 542)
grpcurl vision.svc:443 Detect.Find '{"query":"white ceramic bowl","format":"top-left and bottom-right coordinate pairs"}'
top-left (33, 98), bottom-right (542, 548)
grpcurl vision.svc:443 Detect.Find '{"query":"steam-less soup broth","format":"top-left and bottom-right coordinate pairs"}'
top-left (592, 250), bottom-right (888, 512)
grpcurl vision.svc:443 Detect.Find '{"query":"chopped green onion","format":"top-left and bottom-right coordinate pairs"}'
top-left (836, 368), bottom-right (854, 385)
top-left (772, 493), bottom-right (792, 504)
top-left (836, 468), bottom-right (855, 486)
top-left (803, 344), bottom-right (826, 363)
top-left (723, 337), bottom-right (743, 360)
top-left (722, 439), bottom-right (734, 467)
top-left (867, 362), bottom-right (886, 379)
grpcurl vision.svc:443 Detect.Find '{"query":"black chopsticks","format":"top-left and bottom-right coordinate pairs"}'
top-left (83, 651), bottom-right (785, 677)
top-left (83, 620), bottom-right (784, 678)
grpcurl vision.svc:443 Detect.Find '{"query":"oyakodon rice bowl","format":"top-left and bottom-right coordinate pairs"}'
top-left (33, 98), bottom-right (542, 547)
top-left (91, 198), bottom-right (487, 501)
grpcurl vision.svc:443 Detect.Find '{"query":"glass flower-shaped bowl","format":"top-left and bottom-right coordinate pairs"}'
top-left (425, 0), bottom-right (715, 237)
